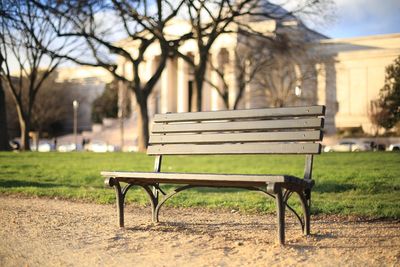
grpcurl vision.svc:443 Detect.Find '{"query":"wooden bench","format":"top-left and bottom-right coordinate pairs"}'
top-left (101, 105), bottom-right (325, 245)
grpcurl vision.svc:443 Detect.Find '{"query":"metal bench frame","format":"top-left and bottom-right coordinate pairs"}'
top-left (102, 105), bottom-right (325, 245)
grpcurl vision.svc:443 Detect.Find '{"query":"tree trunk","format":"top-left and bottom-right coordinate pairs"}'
top-left (194, 52), bottom-right (209, 112)
top-left (195, 77), bottom-right (202, 112)
top-left (195, 66), bottom-right (207, 112)
top-left (136, 96), bottom-right (149, 153)
top-left (15, 105), bottom-right (30, 151)
top-left (233, 83), bottom-right (245, 110)
top-left (20, 119), bottom-right (31, 151)
top-left (0, 84), bottom-right (10, 151)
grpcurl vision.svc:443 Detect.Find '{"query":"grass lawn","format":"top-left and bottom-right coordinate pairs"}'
top-left (0, 152), bottom-right (399, 218)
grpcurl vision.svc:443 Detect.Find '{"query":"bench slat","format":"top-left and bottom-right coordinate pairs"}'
top-left (152, 118), bottom-right (323, 133)
top-left (154, 105), bottom-right (325, 123)
top-left (149, 130), bottom-right (322, 144)
top-left (100, 171), bottom-right (312, 188)
top-left (147, 143), bottom-right (321, 155)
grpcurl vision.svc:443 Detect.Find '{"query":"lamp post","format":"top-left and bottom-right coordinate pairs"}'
top-left (73, 100), bottom-right (79, 151)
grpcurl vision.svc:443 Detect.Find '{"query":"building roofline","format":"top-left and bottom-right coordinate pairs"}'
top-left (319, 33), bottom-right (400, 44)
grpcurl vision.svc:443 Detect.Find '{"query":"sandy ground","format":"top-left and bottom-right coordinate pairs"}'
top-left (0, 196), bottom-right (399, 267)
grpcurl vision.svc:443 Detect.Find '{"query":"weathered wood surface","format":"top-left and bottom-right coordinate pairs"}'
top-left (154, 105), bottom-right (325, 122)
top-left (147, 143), bottom-right (321, 155)
top-left (149, 130), bottom-right (322, 144)
top-left (152, 118), bottom-right (324, 133)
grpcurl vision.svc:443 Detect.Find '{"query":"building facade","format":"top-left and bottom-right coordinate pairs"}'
top-left (116, 19), bottom-right (399, 136)
top-left (316, 34), bottom-right (400, 134)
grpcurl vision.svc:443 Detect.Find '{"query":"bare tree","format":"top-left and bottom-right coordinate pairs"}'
top-left (34, 0), bottom-right (187, 151)
top-left (0, 5), bottom-right (13, 151)
top-left (5, 72), bottom-right (86, 141)
top-left (205, 32), bottom-right (271, 109)
top-left (253, 32), bottom-right (320, 107)
top-left (205, 26), bottom-right (322, 109)
top-left (0, 76), bottom-right (10, 151)
top-left (0, 0), bottom-right (71, 150)
top-left (30, 75), bottom-right (86, 139)
top-left (178, 0), bottom-right (330, 111)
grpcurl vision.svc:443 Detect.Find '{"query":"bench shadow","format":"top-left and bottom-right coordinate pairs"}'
top-left (0, 179), bottom-right (80, 188)
top-left (313, 181), bottom-right (356, 193)
top-left (291, 222), bottom-right (400, 250)
top-left (158, 182), bottom-right (358, 194)
top-left (124, 217), bottom-right (399, 251)
top-left (126, 220), bottom-right (276, 236)
top-left (313, 219), bottom-right (400, 229)
top-left (155, 185), bottom-right (249, 193)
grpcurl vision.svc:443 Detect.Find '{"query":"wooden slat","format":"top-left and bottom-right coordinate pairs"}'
top-left (154, 105), bottom-right (325, 123)
top-left (147, 143), bottom-right (321, 155)
top-left (101, 171), bottom-right (286, 182)
top-left (149, 130), bottom-right (322, 144)
top-left (152, 118), bottom-right (323, 133)
top-left (101, 171), bottom-right (311, 186)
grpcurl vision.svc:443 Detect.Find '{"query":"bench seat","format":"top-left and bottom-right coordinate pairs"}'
top-left (101, 171), bottom-right (314, 189)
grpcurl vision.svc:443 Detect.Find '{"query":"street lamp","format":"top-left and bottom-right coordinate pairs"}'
top-left (73, 100), bottom-right (79, 151)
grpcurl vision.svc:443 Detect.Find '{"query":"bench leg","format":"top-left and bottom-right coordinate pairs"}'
top-left (275, 188), bottom-right (285, 245)
top-left (152, 186), bottom-right (159, 223)
top-left (115, 182), bottom-right (125, 227)
top-left (105, 177), bottom-right (125, 227)
top-left (304, 205), bottom-right (310, 236)
top-left (297, 190), bottom-right (311, 236)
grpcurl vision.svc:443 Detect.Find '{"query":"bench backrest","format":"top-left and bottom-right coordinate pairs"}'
top-left (147, 106), bottom-right (325, 156)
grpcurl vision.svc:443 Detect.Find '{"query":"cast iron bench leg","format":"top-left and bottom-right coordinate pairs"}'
top-left (275, 188), bottom-right (285, 245)
top-left (298, 190), bottom-right (311, 236)
top-left (115, 181), bottom-right (124, 227)
top-left (268, 183), bottom-right (285, 245)
top-left (105, 177), bottom-right (125, 227)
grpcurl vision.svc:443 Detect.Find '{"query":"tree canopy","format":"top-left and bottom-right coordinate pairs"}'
top-left (375, 56), bottom-right (400, 131)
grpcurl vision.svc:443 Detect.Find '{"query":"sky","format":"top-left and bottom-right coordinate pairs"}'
top-left (316, 0), bottom-right (400, 38)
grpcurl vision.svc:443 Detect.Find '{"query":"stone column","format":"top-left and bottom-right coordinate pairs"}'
top-left (161, 58), bottom-right (177, 113)
top-left (145, 57), bottom-right (153, 81)
top-left (316, 63), bottom-right (326, 105)
top-left (202, 55), bottom-right (212, 111)
top-left (244, 59), bottom-right (252, 109)
top-left (151, 56), bottom-right (162, 115)
top-left (228, 49), bottom-right (237, 109)
top-left (177, 57), bottom-right (189, 112)
top-left (210, 52), bottom-right (221, 111)
top-left (316, 60), bottom-right (337, 134)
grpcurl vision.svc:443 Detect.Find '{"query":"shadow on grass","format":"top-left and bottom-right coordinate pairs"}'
top-left (155, 184), bottom-right (257, 194)
top-left (0, 179), bottom-right (79, 188)
top-left (161, 183), bottom-right (358, 194)
top-left (314, 181), bottom-right (356, 193)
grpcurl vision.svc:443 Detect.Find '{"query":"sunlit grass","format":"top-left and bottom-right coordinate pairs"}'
top-left (0, 152), bottom-right (399, 218)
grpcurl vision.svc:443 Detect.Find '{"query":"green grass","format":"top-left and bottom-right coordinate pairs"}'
top-left (0, 152), bottom-right (399, 218)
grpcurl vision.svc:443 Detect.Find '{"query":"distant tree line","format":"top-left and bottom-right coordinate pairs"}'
top-left (91, 81), bottom-right (130, 124)
top-left (3, 72), bottom-right (85, 141)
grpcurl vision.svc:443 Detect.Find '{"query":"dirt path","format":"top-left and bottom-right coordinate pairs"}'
top-left (0, 196), bottom-right (399, 266)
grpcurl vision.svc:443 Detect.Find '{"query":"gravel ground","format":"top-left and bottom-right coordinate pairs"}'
top-left (0, 196), bottom-right (399, 267)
